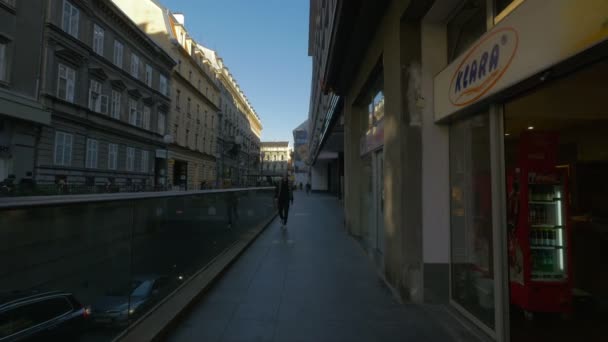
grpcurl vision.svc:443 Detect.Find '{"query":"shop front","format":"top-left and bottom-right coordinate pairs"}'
top-left (434, 0), bottom-right (608, 340)
top-left (358, 67), bottom-right (386, 257)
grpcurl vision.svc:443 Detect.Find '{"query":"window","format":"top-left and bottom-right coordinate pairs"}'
top-left (177, 59), bottom-right (181, 72)
top-left (141, 150), bottom-right (149, 172)
top-left (145, 64), bottom-right (153, 87)
top-left (126, 147), bottom-right (135, 171)
top-left (0, 42), bottom-right (7, 82)
top-left (158, 111), bottom-right (166, 135)
top-left (110, 89), bottom-right (121, 119)
top-left (185, 129), bottom-right (190, 146)
top-left (195, 133), bottom-right (199, 150)
top-left (136, 106), bottom-right (143, 127)
top-left (198, 79), bottom-right (201, 91)
top-left (449, 113), bottom-right (495, 328)
top-left (89, 80), bottom-right (107, 113)
top-left (129, 99), bottom-right (138, 125)
top-left (188, 70), bottom-right (192, 82)
top-left (187, 98), bottom-right (191, 115)
top-left (113, 41), bottom-right (123, 68)
top-left (62, 1), bottom-right (79, 38)
top-left (160, 75), bottom-right (168, 96)
top-left (57, 64), bottom-right (75, 102)
top-left (0, 297), bottom-right (73, 338)
top-left (108, 143), bottom-right (118, 170)
top-left (176, 89), bottom-right (181, 110)
top-left (130, 53), bottom-right (139, 78)
top-left (85, 139), bottom-right (98, 168)
top-left (93, 24), bottom-right (104, 55)
top-left (143, 106), bottom-right (151, 130)
top-left (54, 131), bottom-right (73, 166)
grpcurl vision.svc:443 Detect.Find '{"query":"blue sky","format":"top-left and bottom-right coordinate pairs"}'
top-left (160, 0), bottom-right (311, 146)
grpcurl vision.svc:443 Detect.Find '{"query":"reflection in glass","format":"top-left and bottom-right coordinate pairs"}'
top-left (0, 189), bottom-right (275, 341)
top-left (450, 113), bottom-right (495, 328)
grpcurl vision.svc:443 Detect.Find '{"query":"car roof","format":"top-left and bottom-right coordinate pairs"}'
top-left (0, 290), bottom-right (71, 308)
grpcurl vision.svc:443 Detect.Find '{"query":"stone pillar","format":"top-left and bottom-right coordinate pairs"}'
top-left (343, 98), bottom-right (364, 237)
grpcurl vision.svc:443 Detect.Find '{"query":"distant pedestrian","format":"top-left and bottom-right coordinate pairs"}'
top-left (275, 174), bottom-right (293, 228)
top-left (305, 182), bottom-right (311, 195)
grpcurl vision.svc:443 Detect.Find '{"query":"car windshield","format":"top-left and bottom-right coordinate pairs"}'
top-left (131, 280), bottom-right (153, 298)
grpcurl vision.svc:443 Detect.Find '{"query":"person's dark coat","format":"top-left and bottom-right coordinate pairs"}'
top-left (275, 179), bottom-right (293, 205)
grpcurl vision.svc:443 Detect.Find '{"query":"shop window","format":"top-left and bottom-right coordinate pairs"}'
top-left (447, 0), bottom-right (488, 62)
top-left (450, 112), bottom-right (495, 328)
top-left (358, 64), bottom-right (384, 156)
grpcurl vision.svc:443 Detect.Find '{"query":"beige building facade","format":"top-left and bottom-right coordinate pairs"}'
top-left (261, 142), bottom-right (290, 177)
top-left (113, 0), bottom-right (220, 190)
top-left (200, 46), bottom-right (262, 187)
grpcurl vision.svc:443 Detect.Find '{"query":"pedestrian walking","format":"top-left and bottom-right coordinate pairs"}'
top-left (305, 182), bottom-right (311, 195)
top-left (275, 174), bottom-right (293, 228)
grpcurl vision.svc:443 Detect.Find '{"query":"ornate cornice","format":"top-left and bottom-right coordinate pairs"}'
top-left (110, 79), bottom-right (127, 91)
top-left (89, 67), bottom-right (109, 81)
top-left (128, 88), bottom-right (143, 99)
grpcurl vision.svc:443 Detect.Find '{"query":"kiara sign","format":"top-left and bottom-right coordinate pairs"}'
top-left (449, 27), bottom-right (519, 107)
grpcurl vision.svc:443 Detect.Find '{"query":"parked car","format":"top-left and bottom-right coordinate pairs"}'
top-left (89, 275), bottom-right (170, 327)
top-left (0, 291), bottom-right (88, 341)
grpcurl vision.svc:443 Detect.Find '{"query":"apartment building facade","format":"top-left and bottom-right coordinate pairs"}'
top-left (201, 45), bottom-right (262, 187)
top-left (0, 0), bottom-right (51, 184)
top-left (35, 0), bottom-right (175, 189)
top-left (113, 0), bottom-right (220, 190)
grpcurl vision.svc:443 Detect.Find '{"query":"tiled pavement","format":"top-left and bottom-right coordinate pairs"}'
top-left (167, 192), bottom-right (484, 342)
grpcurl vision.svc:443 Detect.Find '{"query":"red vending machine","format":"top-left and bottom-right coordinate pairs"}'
top-left (507, 132), bottom-right (572, 317)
